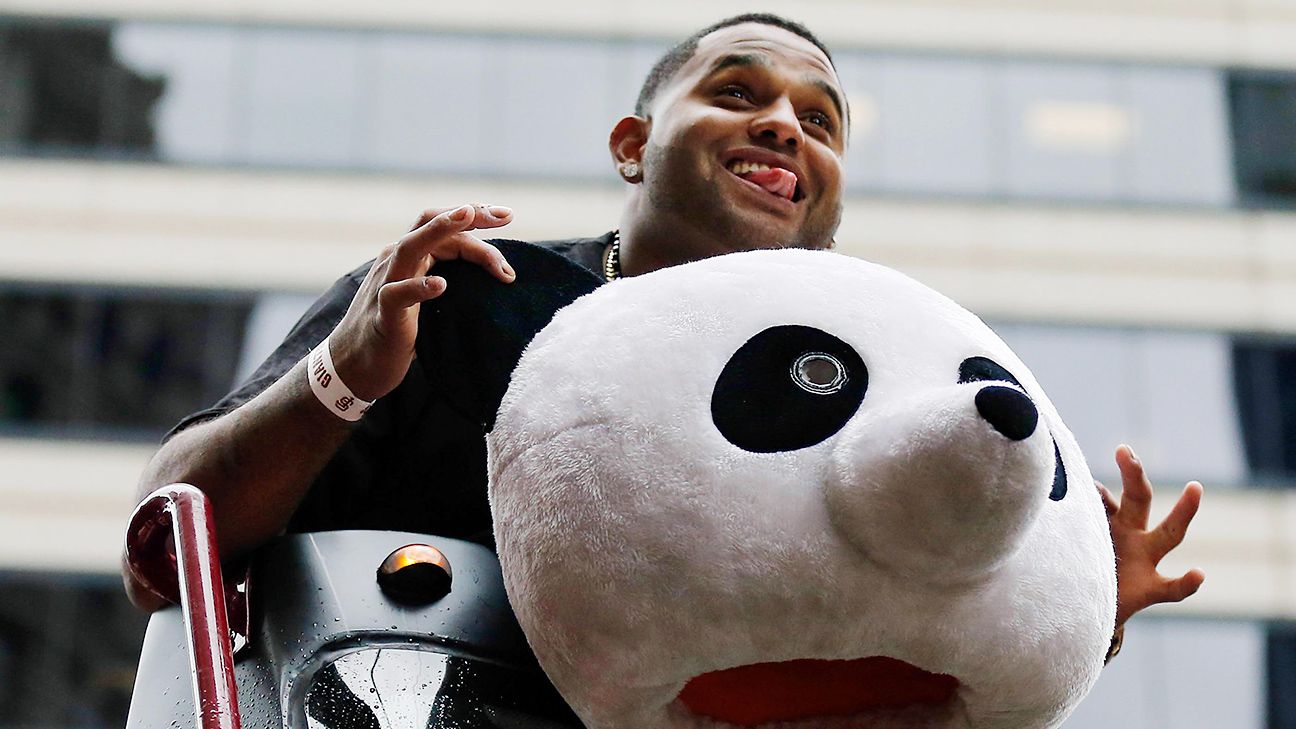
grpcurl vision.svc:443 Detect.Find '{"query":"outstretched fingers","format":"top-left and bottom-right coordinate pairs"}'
top-left (1096, 481), bottom-right (1119, 517)
top-left (390, 204), bottom-right (515, 283)
top-left (1121, 570), bottom-right (1206, 625)
top-left (406, 204), bottom-right (514, 234)
top-left (1149, 481), bottom-right (1203, 558)
top-left (377, 274), bottom-right (448, 312)
top-left (1106, 445), bottom-right (1208, 625)
top-left (438, 229), bottom-right (516, 281)
top-left (388, 205), bottom-right (475, 278)
top-left (1161, 568), bottom-right (1207, 604)
top-left (1114, 444), bottom-right (1154, 529)
top-left (323, 203), bottom-right (517, 403)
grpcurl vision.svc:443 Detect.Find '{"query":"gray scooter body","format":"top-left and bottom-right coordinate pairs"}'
top-left (125, 530), bottom-right (582, 729)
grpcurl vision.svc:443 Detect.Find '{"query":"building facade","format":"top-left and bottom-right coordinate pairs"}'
top-left (1, 2), bottom-right (1295, 726)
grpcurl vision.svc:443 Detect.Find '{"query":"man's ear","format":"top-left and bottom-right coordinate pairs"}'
top-left (609, 115), bottom-right (650, 179)
top-left (417, 241), bottom-right (603, 431)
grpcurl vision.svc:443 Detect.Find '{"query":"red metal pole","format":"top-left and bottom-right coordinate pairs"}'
top-left (126, 484), bottom-right (242, 729)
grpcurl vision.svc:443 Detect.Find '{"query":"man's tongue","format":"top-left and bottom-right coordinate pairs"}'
top-left (738, 167), bottom-right (798, 201)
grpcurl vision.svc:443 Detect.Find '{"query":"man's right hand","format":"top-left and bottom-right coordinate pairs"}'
top-left (328, 203), bottom-right (516, 402)
top-left (123, 203), bottom-right (518, 610)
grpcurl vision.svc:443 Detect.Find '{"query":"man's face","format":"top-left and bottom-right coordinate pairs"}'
top-left (639, 23), bottom-right (847, 256)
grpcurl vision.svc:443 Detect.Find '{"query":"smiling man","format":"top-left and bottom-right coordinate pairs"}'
top-left (609, 21), bottom-right (846, 274)
top-left (124, 14), bottom-right (1202, 652)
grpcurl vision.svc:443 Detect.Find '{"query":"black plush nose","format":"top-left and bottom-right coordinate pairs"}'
top-left (975, 385), bottom-right (1038, 441)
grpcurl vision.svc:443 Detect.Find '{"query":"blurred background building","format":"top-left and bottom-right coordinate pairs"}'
top-left (0, 0), bottom-right (1294, 726)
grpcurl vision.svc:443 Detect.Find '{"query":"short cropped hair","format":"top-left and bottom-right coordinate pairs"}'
top-left (633, 13), bottom-right (837, 118)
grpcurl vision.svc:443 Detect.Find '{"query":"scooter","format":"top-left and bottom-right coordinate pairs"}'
top-left (122, 484), bottom-right (583, 729)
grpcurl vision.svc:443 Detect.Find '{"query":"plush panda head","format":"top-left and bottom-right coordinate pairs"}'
top-left (422, 243), bottom-right (1116, 729)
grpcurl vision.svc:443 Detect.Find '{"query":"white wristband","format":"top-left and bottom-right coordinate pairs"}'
top-left (306, 336), bottom-right (374, 422)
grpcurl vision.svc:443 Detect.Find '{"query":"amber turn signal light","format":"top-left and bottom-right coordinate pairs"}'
top-left (377, 544), bottom-right (453, 605)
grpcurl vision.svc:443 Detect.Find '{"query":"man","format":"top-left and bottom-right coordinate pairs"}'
top-left (124, 14), bottom-right (1203, 644)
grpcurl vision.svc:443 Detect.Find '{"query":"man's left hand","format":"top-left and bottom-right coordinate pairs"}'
top-left (1098, 444), bottom-right (1206, 628)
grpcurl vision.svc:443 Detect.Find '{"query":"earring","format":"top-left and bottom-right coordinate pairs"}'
top-left (620, 162), bottom-right (641, 180)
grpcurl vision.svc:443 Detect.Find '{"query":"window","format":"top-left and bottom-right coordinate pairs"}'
top-left (0, 20), bottom-right (161, 156)
top-left (0, 574), bottom-right (147, 729)
top-left (1232, 338), bottom-right (1296, 481)
top-left (1268, 623), bottom-right (1296, 728)
top-left (0, 285), bottom-right (253, 437)
top-left (1229, 71), bottom-right (1296, 208)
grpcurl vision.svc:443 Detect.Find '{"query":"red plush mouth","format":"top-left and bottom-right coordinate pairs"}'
top-left (678, 656), bottom-right (960, 726)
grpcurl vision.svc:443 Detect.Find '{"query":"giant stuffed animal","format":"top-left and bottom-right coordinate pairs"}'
top-left (416, 241), bottom-right (1118, 729)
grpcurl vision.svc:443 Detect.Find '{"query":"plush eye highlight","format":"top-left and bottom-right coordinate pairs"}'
top-left (712, 325), bottom-right (867, 453)
top-left (792, 352), bottom-right (846, 394)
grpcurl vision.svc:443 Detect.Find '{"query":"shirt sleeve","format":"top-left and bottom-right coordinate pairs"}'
top-left (163, 262), bottom-right (370, 441)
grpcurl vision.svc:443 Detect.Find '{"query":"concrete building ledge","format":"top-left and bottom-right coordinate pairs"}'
top-left (2, 159), bottom-right (1293, 332)
top-left (5, 0), bottom-right (1296, 69)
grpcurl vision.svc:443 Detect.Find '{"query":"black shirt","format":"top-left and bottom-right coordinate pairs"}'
top-left (169, 233), bottom-right (612, 545)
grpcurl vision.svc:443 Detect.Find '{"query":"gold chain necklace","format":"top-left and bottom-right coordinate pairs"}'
top-left (603, 230), bottom-right (622, 282)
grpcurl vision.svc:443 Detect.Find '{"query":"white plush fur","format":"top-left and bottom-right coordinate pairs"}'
top-left (488, 250), bottom-right (1116, 729)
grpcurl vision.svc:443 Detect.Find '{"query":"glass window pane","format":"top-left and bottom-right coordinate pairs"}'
top-left (113, 22), bottom-right (239, 163)
top-left (995, 324), bottom-right (1248, 486)
top-left (1229, 70), bottom-right (1296, 208)
top-left (235, 293), bottom-right (317, 384)
top-left (1133, 330), bottom-right (1246, 485)
top-left (1159, 620), bottom-right (1264, 729)
top-left (485, 38), bottom-right (622, 178)
top-left (1123, 66), bottom-right (1235, 206)
top-left (613, 41), bottom-right (670, 119)
top-left (1232, 337), bottom-right (1296, 480)
top-left (998, 63), bottom-right (1127, 201)
top-left (0, 20), bottom-right (162, 155)
top-left (0, 285), bottom-right (253, 437)
top-left (239, 28), bottom-right (365, 168)
top-left (0, 575), bottom-right (147, 729)
top-left (878, 56), bottom-right (994, 196)
top-left (833, 51), bottom-right (885, 193)
top-left (991, 324), bottom-right (1137, 486)
top-left (1268, 625), bottom-right (1296, 729)
top-left (364, 34), bottom-right (490, 174)
top-left (1066, 620), bottom-right (1263, 729)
